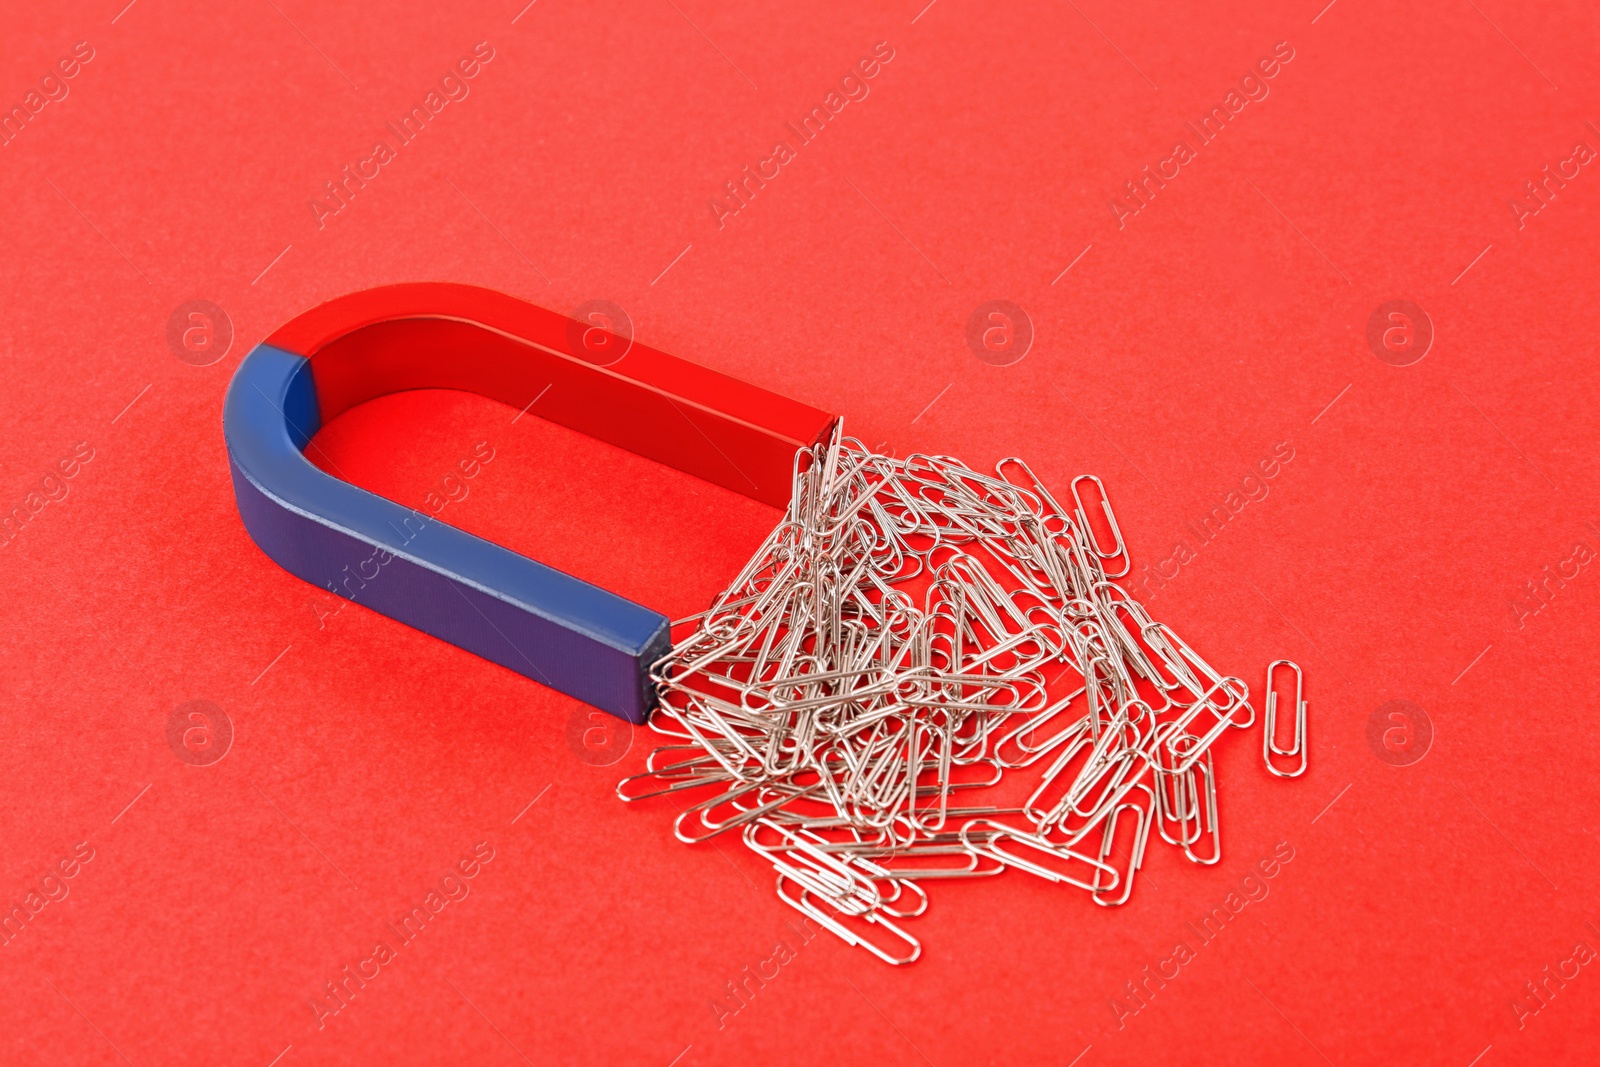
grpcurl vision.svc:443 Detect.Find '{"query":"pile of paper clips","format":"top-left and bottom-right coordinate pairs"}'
top-left (618, 428), bottom-right (1307, 964)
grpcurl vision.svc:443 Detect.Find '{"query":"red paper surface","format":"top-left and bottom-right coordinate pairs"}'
top-left (3, 2), bottom-right (1598, 1064)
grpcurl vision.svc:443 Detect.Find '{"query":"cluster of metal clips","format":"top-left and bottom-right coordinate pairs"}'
top-left (618, 428), bottom-right (1306, 964)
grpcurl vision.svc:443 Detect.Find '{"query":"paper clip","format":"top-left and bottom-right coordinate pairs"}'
top-left (959, 818), bottom-right (1119, 891)
top-left (1092, 784), bottom-right (1153, 907)
top-left (1263, 660), bottom-right (1308, 778)
top-left (775, 874), bottom-right (922, 966)
top-left (1069, 474), bottom-right (1131, 579)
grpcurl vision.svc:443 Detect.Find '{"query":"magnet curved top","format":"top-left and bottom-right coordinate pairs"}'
top-left (223, 283), bottom-right (837, 722)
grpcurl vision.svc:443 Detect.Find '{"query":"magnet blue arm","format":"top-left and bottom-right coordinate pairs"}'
top-left (223, 344), bottom-right (670, 723)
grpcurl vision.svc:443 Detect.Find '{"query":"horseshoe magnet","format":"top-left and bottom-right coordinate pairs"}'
top-left (223, 283), bottom-right (836, 723)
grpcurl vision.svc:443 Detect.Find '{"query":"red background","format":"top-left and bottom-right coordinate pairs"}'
top-left (3, 1), bottom-right (1598, 1064)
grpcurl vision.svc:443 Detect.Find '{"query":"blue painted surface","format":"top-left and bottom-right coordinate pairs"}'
top-left (223, 343), bottom-right (670, 722)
